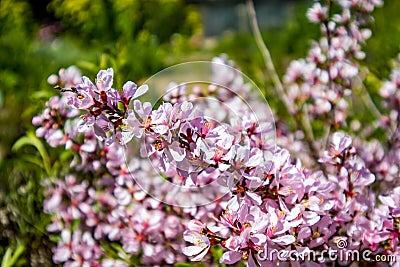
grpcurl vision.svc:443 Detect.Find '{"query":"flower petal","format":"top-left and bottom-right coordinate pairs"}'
top-left (133, 84), bottom-right (149, 99)
top-left (220, 251), bottom-right (243, 264)
top-left (122, 81), bottom-right (137, 99)
top-left (272, 235), bottom-right (296, 245)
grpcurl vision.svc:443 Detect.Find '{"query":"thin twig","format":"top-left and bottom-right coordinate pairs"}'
top-left (356, 76), bottom-right (383, 120)
top-left (302, 104), bottom-right (315, 141)
top-left (322, 119), bottom-right (331, 151)
top-left (247, 0), bottom-right (323, 163)
top-left (352, 76), bottom-right (393, 139)
top-left (246, 0), bottom-right (295, 115)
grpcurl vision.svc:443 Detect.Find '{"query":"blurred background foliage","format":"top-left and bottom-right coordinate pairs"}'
top-left (0, 0), bottom-right (399, 265)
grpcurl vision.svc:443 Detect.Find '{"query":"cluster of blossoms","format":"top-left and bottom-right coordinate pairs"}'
top-left (285, 0), bottom-right (382, 123)
top-left (174, 60), bottom-right (398, 267)
top-left (32, 0), bottom-right (400, 266)
top-left (33, 60), bottom-right (275, 266)
top-left (280, 0), bottom-right (383, 165)
top-left (34, 61), bottom-right (400, 266)
top-left (34, 67), bottom-right (192, 266)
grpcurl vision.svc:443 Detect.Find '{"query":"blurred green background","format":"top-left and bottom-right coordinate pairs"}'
top-left (0, 0), bottom-right (399, 265)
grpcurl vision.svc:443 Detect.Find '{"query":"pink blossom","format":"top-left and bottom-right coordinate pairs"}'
top-left (182, 231), bottom-right (210, 261)
top-left (307, 3), bottom-right (328, 23)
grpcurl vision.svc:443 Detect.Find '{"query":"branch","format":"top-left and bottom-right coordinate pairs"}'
top-left (246, 0), bottom-right (295, 115)
top-left (356, 76), bottom-right (383, 120)
top-left (247, 0), bottom-right (322, 162)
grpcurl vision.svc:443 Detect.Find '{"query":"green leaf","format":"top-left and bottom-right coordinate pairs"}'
top-left (1, 242), bottom-right (25, 267)
top-left (117, 101), bottom-right (125, 111)
top-left (211, 246), bottom-right (226, 267)
top-left (49, 235), bottom-right (61, 243)
top-left (76, 60), bottom-right (99, 74)
top-left (18, 155), bottom-right (44, 169)
top-left (174, 262), bottom-right (193, 267)
top-left (12, 132), bottom-right (51, 175)
top-left (1, 248), bottom-right (12, 267)
top-left (31, 90), bottom-right (56, 100)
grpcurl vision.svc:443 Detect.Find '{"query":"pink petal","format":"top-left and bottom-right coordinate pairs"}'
top-left (168, 144), bottom-right (186, 162)
top-left (53, 247), bottom-right (71, 263)
top-left (220, 251), bottom-right (243, 264)
top-left (379, 195), bottom-right (396, 208)
top-left (191, 247), bottom-right (210, 261)
top-left (297, 227), bottom-right (312, 240)
top-left (187, 220), bottom-right (203, 232)
top-left (286, 206), bottom-right (301, 221)
top-left (272, 235), bottom-right (296, 245)
top-left (251, 233), bottom-right (267, 246)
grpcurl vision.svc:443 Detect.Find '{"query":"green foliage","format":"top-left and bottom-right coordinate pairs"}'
top-left (0, 0), bottom-right (33, 34)
top-left (101, 241), bottom-right (140, 265)
top-left (0, 3), bottom-right (54, 262)
top-left (1, 242), bottom-right (26, 267)
top-left (0, 0), bottom-right (36, 160)
top-left (48, 0), bottom-right (198, 43)
top-left (47, 0), bottom-right (203, 80)
top-left (174, 261), bottom-right (208, 267)
top-left (12, 132), bottom-right (52, 176)
top-left (210, 246), bottom-right (228, 267)
top-left (1, 139), bottom-right (54, 266)
top-left (365, 0), bottom-right (400, 79)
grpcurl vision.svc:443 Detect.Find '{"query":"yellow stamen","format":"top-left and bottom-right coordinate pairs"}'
top-left (194, 237), bottom-right (205, 247)
top-left (243, 222), bottom-right (252, 228)
top-left (278, 210), bottom-right (286, 219)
